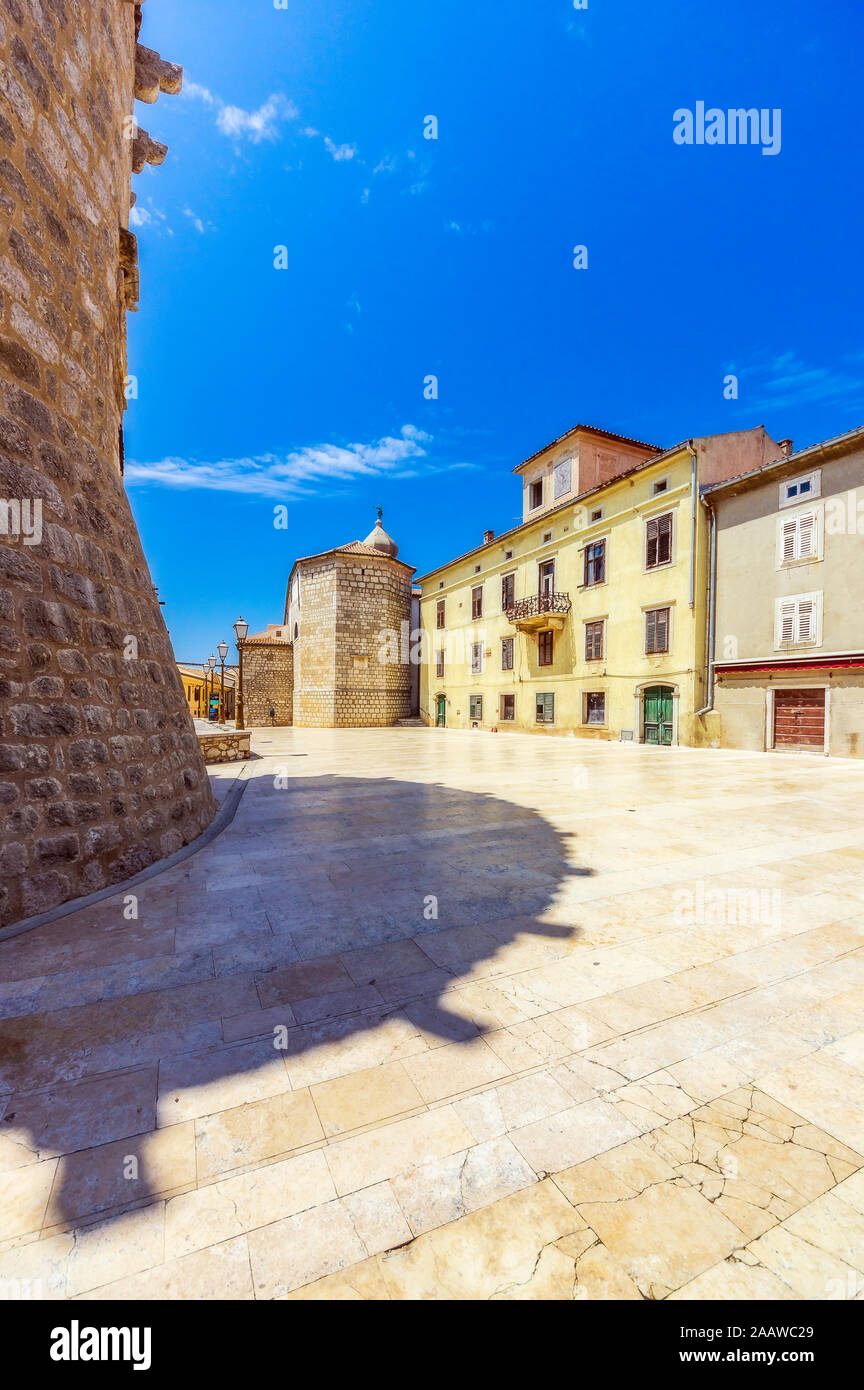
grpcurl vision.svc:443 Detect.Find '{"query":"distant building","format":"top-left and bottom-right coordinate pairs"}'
top-left (176, 664), bottom-right (236, 722)
top-left (417, 423), bottom-right (782, 744)
top-left (243, 512), bottom-right (416, 727)
top-left (705, 426), bottom-right (864, 757)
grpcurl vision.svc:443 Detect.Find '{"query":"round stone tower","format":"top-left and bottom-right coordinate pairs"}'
top-left (284, 510), bottom-right (416, 727)
top-left (0, 3), bottom-right (215, 927)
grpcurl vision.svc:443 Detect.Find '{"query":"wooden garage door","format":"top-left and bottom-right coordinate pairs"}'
top-left (773, 688), bottom-right (826, 749)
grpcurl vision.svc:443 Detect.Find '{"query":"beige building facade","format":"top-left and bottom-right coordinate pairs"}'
top-left (705, 427), bottom-right (864, 758)
top-left (417, 424), bottom-right (782, 745)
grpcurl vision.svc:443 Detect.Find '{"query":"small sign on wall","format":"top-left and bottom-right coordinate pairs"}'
top-left (553, 456), bottom-right (572, 499)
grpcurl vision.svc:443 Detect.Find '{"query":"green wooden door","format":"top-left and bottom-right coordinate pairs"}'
top-left (435, 694), bottom-right (446, 727)
top-left (643, 686), bottom-right (673, 745)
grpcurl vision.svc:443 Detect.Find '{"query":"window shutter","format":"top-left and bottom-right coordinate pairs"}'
top-left (778, 600), bottom-right (796, 643)
top-left (543, 693), bottom-right (554, 722)
top-left (797, 598), bottom-right (814, 641)
top-left (646, 519), bottom-right (658, 568)
top-left (658, 515), bottom-right (672, 564)
top-left (798, 512), bottom-right (816, 559)
top-left (782, 519), bottom-right (797, 562)
top-left (657, 607), bottom-right (668, 651)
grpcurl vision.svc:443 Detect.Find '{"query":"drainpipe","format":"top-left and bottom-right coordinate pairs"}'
top-left (696, 491), bottom-right (717, 716)
top-left (688, 444), bottom-right (697, 608)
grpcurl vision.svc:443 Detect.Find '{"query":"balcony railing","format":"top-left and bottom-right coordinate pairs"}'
top-left (506, 592), bottom-right (572, 623)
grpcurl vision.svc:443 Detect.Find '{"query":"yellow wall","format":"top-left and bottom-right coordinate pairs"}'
top-left (419, 448), bottom-right (714, 745)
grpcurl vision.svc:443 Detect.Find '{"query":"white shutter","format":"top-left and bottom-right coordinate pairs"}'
top-left (798, 511), bottom-right (816, 559)
top-left (778, 600), bottom-right (796, 644)
top-left (796, 598), bottom-right (815, 642)
top-left (781, 519), bottom-right (797, 562)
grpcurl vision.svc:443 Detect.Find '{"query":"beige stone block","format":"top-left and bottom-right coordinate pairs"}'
top-left (195, 1089), bottom-right (324, 1180)
top-left (165, 1148), bottom-right (335, 1259)
top-left (341, 1182), bottom-right (412, 1256)
top-left (0, 1160), bottom-right (58, 1240)
top-left (66, 1203), bottom-right (166, 1297)
top-left (401, 1038), bottom-right (510, 1103)
top-left (376, 1179), bottom-right (585, 1300)
top-left (325, 1107), bottom-right (474, 1196)
top-left (45, 1122), bottom-right (196, 1226)
top-left (745, 1226), bottom-right (860, 1300)
top-left (392, 1135), bottom-right (536, 1236)
top-left (83, 1235), bottom-right (253, 1300)
top-left (578, 1182), bottom-right (745, 1297)
top-left (247, 1198), bottom-right (367, 1298)
top-left (156, 1037), bottom-right (289, 1124)
top-left (510, 1099), bottom-right (640, 1174)
top-left (311, 1061), bottom-right (424, 1138)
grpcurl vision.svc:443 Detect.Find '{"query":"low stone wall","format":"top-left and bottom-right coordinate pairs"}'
top-left (197, 732), bottom-right (251, 764)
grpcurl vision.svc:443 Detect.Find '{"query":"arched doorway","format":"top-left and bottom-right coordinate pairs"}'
top-left (642, 685), bottom-right (675, 745)
top-left (435, 694), bottom-right (446, 727)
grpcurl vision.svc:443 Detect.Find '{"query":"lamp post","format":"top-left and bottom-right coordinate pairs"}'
top-left (207, 653), bottom-right (217, 720)
top-left (217, 641), bottom-right (229, 724)
top-left (233, 616), bottom-right (248, 730)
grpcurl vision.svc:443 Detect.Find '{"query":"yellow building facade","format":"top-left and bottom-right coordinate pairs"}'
top-left (417, 424), bottom-right (782, 745)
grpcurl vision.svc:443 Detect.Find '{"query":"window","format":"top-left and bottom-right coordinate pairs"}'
top-left (645, 606), bottom-right (670, 654)
top-left (590, 507), bottom-right (603, 523)
top-left (501, 572), bottom-right (515, 610)
top-left (653, 478), bottom-right (669, 495)
top-left (584, 539), bottom-right (606, 586)
top-left (500, 693), bottom-right (515, 721)
top-left (435, 649), bottom-right (445, 678)
top-left (471, 585), bottom-right (483, 619)
top-left (438, 580), bottom-right (444, 589)
top-left (538, 629), bottom-right (554, 666)
top-left (584, 692), bottom-right (606, 725)
top-left (504, 549), bottom-right (513, 560)
top-left (529, 479), bottom-right (543, 510)
top-left (474, 564), bottom-right (481, 574)
top-left (778, 510), bottom-right (819, 565)
top-left (538, 559), bottom-right (555, 596)
top-left (543, 531), bottom-right (552, 543)
top-left (470, 642), bottom-right (483, 674)
top-left (775, 592), bottom-right (822, 647)
top-left (501, 636), bottom-right (514, 671)
top-left (436, 599), bottom-right (445, 629)
top-left (646, 512), bottom-right (673, 568)
top-left (536, 692), bottom-right (555, 724)
top-left (585, 620), bottom-right (604, 661)
top-left (469, 694), bottom-right (483, 722)
top-left (780, 470), bottom-right (821, 509)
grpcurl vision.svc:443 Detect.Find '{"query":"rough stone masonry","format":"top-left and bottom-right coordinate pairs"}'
top-left (0, 0), bottom-right (215, 928)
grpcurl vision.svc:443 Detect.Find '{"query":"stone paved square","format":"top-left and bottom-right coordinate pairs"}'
top-left (1, 727), bottom-right (864, 1300)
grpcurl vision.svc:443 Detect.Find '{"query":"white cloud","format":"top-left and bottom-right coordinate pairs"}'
top-left (129, 205), bottom-right (151, 228)
top-left (323, 137), bottom-right (357, 162)
top-left (216, 93), bottom-right (299, 143)
top-left (182, 206), bottom-right (206, 233)
top-left (740, 352), bottom-right (864, 410)
top-left (124, 426), bottom-right (460, 499)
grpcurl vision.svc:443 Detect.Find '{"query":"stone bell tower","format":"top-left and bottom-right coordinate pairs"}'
top-left (0, 2), bottom-right (215, 927)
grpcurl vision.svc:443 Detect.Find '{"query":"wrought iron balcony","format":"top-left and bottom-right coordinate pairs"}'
top-left (506, 592), bottom-right (572, 632)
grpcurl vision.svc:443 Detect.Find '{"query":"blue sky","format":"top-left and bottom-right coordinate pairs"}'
top-left (127, 0), bottom-right (864, 660)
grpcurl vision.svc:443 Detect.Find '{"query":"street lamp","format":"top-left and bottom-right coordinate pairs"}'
top-left (217, 640), bottom-right (229, 724)
top-left (233, 616), bottom-right (248, 730)
top-left (207, 653), bottom-right (217, 720)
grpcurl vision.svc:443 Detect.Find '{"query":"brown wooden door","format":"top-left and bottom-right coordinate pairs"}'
top-left (773, 688), bottom-right (825, 750)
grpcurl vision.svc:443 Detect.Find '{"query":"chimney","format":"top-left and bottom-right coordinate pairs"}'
top-left (483, 529), bottom-right (495, 544)
top-left (778, 439), bottom-right (794, 458)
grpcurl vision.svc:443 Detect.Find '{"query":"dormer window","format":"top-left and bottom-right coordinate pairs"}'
top-left (529, 479), bottom-right (543, 510)
top-left (780, 470), bottom-right (821, 509)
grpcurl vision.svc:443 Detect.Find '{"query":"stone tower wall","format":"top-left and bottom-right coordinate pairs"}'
top-left (0, 1), bottom-right (215, 928)
top-left (289, 551), bottom-right (413, 727)
top-left (292, 558), bottom-right (337, 726)
top-left (332, 554), bottom-right (413, 726)
top-left (244, 641), bottom-right (293, 726)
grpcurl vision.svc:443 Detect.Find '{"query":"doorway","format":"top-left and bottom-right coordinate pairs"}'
top-left (643, 685), bottom-right (674, 745)
top-left (773, 688), bottom-right (826, 751)
top-left (435, 694), bottom-right (446, 727)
